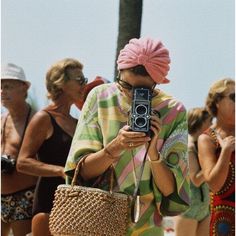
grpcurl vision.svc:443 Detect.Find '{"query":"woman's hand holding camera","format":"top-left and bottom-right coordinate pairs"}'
top-left (106, 125), bottom-right (151, 159)
top-left (105, 113), bottom-right (161, 162)
top-left (147, 113), bottom-right (162, 160)
top-left (120, 125), bottom-right (151, 149)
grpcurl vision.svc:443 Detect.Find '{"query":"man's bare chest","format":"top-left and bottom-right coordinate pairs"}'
top-left (1, 119), bottom-right (25, 157)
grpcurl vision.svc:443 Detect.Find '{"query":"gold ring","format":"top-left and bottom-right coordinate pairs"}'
top-left (129, 142), bottom-right (133, 147)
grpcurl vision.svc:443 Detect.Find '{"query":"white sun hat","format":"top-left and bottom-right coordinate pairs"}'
top-left (1, 63), bottom-right (31, 87)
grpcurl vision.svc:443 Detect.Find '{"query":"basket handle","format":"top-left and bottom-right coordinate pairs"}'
top-left (70, 147), bottom-right (150, 223)
top-left (71, 156), bottom-right (114, 193)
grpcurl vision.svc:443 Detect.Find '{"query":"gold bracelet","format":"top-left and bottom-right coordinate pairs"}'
top-left (104, 147), bottom-right (117, 160)
top-left (149, 158), bottom-right (162, 164)
top-left (148, 152), bottom-right (162, 164)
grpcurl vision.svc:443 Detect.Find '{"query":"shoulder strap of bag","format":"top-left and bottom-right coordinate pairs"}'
top-left (71, 158), bottom-right (84, 186)
top-left (72, 156), bottom-right (115, 191)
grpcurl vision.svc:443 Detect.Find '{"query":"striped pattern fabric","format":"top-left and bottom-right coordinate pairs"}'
top-left (65, 83), bottom-right (190, 235)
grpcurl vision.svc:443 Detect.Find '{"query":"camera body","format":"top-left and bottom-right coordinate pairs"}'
top-left (1, 154), bottom-right (16, 174)
top-left (129, 87), bottom-right (152, 133)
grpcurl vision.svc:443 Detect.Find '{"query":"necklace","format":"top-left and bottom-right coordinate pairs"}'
top-left (212, 128), bottom-right (235, 139)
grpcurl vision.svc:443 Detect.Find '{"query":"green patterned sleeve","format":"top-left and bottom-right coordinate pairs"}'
top-left (153, 105), bottom-right (190, 216)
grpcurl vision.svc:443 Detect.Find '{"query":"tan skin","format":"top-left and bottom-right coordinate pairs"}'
top-left (17, 78), bottom-right (86, 236)
top-left (1, 79), bottom-right (37, 236)
top-left (80, 70), bottom-right (175, 197)
top-left (175, 117), bottom-right (212, 236)
top-left (189, 117), bottom-right (212, 188)
top-left (198, 84), bottom-right (235, 193)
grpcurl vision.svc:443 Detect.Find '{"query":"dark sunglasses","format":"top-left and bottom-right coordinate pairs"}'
top-left (74, 75), bottom-right (88, 85)
top-left (117, 77), bottom-right (133, 91)
top-left (116, 76), bottom-right (156, 92)
top-left (64, 65), bottom-right (88, 85)
top-left (223, 93), bottom-right (235, 102)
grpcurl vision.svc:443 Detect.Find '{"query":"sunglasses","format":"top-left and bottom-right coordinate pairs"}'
top-left (117, 77), bottom-right (133, 91)
top-left (64, 65), bottom-right (88, 86)
top-left (223, 93), bottom-right (235, 102)
top-left (74, 75), bottom-right (88, 85)
top-left (116, 76), bottom-right (156, 92)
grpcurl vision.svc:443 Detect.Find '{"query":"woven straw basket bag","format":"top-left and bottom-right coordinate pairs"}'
top-left (49, 161), bottom-right (132, 236)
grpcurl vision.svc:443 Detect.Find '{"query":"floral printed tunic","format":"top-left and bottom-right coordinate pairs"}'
top-left (65, 83), bottom-right (190, 236)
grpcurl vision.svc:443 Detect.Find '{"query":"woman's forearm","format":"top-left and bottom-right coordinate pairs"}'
top-left (17, 157), bottom-right (65, 178)
top-left (149, 153), bottom-right (175, 196)
top-left (190, 170), bottom-right (205, 187)
top-left (205, 149), bottom-right (232, 193)
top-left (80, 148), bottom-right (118, 180)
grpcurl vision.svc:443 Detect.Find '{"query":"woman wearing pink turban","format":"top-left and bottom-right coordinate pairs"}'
top-left (65, 37), bottom-right (190, 235)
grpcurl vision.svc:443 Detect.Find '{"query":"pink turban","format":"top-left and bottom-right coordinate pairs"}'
top-left (117, 37), bottom-right (171, 84)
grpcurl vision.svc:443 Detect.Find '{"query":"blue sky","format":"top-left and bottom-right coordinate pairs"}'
top-left (2, 0), bottom-right (235, 113)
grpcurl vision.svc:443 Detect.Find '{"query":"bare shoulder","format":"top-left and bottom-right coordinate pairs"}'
top-left (198, 133), bottom-right (217, 161)
top-left (28, 110), bottom-right (52, 129)
top-left (198, 133), bottom-right (213, 145)
top-left (25, 110), bottom-right (54, 140)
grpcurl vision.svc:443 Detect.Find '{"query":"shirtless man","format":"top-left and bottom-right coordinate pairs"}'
top-left (1, 63), bottom-right (37, 236)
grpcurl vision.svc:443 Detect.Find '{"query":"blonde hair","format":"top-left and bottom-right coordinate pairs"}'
top-left (205, 78), bottom-right (235, 117)
top-left (187, 107), bottom-right (212, 135)
top-left (46, 58), bottom-right (83, 100)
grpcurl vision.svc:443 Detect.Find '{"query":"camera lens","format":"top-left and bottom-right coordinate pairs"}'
top-left (135, 117), bottom-right (147, 128)
top-left (135, 104), bottom-right (147, 115)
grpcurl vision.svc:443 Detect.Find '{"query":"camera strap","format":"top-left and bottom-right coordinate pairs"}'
top-left (1, 105), bottom-right (32, 156)
top-left (19, 105), bottom-right (32, 147)
top-left (131, 141), bottom-right (151, 223)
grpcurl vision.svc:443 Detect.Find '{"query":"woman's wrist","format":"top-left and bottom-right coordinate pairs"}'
top-left (57, 166), bottom-right (66, 178)
top-left (148, 151), bottom-right (162, 164)
top-left (103, 147), bottom-right (119, 161)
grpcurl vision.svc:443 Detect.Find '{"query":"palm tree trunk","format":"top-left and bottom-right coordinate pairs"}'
top-left (114, 0), bottom-right (143, 80)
